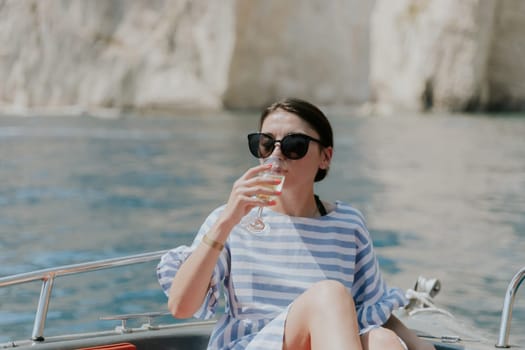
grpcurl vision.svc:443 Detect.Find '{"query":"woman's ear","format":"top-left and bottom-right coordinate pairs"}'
top-left (320, 147), bottom-right (333, 170)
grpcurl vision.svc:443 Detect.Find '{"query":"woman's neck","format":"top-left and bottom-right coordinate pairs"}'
top-left (273, 188), bottom-right (320, 218)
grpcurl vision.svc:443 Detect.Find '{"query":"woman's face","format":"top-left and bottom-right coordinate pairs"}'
top-left (260, 109), bottom-right (332, 191)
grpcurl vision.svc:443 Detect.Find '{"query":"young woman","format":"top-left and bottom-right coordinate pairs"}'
top-left (157, 98), bottom-right (434, 350)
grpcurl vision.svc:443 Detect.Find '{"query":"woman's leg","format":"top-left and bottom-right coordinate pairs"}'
top-left (360, 327), bottom-right (407, 350)
top-left (283, 280), bottom-right (363, 350)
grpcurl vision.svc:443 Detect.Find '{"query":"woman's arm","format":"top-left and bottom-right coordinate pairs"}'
top-left (167, 216), bottom-right (234, 318)
top-left (384, 315), bottom-right (436, 350)
top-left (167, 162), bottom-right (279, 318)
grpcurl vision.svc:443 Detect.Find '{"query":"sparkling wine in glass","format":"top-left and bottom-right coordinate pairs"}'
top-left (243, 157), bottom-right (285, 234)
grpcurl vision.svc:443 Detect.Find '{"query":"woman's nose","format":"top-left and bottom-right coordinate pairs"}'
top-left (271, 142), bottom-right (285, 159)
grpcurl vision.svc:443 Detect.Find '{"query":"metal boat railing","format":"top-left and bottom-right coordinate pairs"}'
top-left (2, 251), bottom-right (523, 348)
top-left (0, 250), bottom-right (168, 342)
top-left (496, 266), bottom-right (525, 348)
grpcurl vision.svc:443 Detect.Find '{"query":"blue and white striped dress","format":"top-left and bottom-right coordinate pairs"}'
top-left (157, 201), bottom-right (407, 349)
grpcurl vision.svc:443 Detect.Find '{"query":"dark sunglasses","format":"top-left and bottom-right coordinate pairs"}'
top-left (247, 132), bottom-right (325, 160)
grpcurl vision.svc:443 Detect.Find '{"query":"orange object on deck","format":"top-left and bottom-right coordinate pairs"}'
top-left (77, 343), bottom-right (136, 350)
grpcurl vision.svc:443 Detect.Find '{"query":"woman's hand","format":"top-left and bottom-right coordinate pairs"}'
top-left (384, 315), bottom-right (436, 350)
top-left (219, 163), bottom-right (282, 227)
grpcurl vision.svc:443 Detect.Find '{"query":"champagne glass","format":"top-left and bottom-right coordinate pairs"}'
top-left (243, 156), bottom-right (285, 234)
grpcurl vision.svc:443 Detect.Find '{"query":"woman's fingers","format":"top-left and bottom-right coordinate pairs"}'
top-left (222, 166), bottom-right (282, 223)
top-left (242, 162), bottom-right (271, 179)
top-left (244, 176), bottom-right (282, 195)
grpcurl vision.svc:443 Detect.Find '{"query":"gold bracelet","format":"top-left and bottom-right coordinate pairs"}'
top-left (201, 234), bottom-right (224, 251)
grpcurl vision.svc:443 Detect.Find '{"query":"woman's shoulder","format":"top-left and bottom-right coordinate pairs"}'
top-left (330, 201), bottom-right (372, 243)
top-left (204, 204), bottom-right (227, 219)
top-left (332, 201), bottom-right (366, 222)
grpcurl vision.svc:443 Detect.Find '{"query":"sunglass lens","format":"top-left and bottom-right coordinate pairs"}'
top-left (248, 133), bottom-right (273, 158)
top-left (282, 135), bottom-right (309, 159)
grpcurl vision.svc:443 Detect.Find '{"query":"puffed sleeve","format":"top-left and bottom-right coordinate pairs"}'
top-left (156, 207), bottom-right (230, 320)
top-left (351, 216), bottom-right (407, 334)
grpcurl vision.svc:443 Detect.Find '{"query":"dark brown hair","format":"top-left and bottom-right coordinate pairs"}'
top-left (260, 98), bottom-right (333, 182)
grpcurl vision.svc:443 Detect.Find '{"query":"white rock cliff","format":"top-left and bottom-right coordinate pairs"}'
top-left (0, 0), bottom-right (524, 114)
top-left (371, 0), bottom-right (525, 112)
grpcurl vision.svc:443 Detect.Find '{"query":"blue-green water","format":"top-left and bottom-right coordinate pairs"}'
top-left (1, 111), bottom-right (524, 344)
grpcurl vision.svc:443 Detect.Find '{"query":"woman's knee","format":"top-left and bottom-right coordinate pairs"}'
top-left (284, 280), bottom-right (361, 349)
top-left (286, 280), bottom-right (354, 329)
top-left (309, 280), bottom-right (353, 304)
top-left (363, 327), bottom-right (405, 350)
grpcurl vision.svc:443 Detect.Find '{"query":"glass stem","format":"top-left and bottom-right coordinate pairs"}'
top-left (256, 206), bottom-right (264, 220)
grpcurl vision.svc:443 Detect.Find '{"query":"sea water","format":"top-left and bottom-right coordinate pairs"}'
top-left (0, 111), bottom-right (524, 345)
